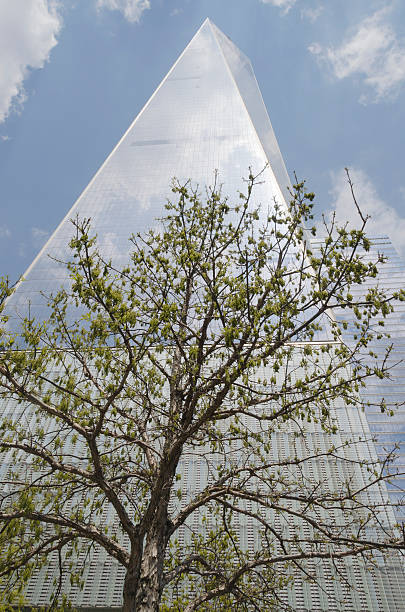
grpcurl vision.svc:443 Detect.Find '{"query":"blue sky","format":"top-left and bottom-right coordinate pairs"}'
top-left (1, 0), bottom-right (405, 281)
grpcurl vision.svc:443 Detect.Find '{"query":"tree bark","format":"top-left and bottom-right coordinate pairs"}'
top-left (122, 508), bottom-right (170, 611)
top-left (122, 558), bottom-right (141, 612)
top-left (133, 528), bottom-right (167, 611)
top-left (123, 387), bottom-right (182, 609)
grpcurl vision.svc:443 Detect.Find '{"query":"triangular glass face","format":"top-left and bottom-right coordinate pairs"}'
top-left (5, 20), bottom-right (290, 327)
top-left (210, 22), bottom-right (291, 207)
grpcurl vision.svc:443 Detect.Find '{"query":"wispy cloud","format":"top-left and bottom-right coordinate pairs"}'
top-left (309, 8), bottom-right (405, 103)
top-left (31, 227), bottom-right (49, 248)
top-left (0, 226), bottom-right (11, 238)
top-left (260, 0), bottom-right (296, 15)
top-left (325, 168), bottom-right (405, 257)
top-left (0, 0), bottom-right (62, 123)
top-left (96, 0), bottom-right (150, 23)
top-left (301, 5), bottom-right (323, 23)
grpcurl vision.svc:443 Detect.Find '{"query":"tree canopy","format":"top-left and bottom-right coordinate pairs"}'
top-left (0, 171), bottom-right (404, 611)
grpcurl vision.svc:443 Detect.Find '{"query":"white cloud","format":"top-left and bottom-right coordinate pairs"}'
top-left (309, 8), bottom-right (405, 102)
top-left (17, 244), bottom-right (25, 258)
top-left (260, 0), bottom-right (296, 15)
top-left (326, 168), bottom-right (405, 257)
top-left (301, 6), bottom-right (323, 23)
top-left (31, 226), bottom-right (49, 248)
top-left (0, 0), bottom-right (62, 123)
top-left (96, 0), bottom-right (150, 23)
top-left (0, 226), bottom-right (11, 238)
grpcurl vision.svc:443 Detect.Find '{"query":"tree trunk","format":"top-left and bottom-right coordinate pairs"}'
top-left (123, 429), bottom-right (181, 609)
top-left (122, 519), bottom-right (169, 611)
top-left (122, 559), bottom-right (140, 612)
top-left (134, 515), bottom-right (169, 611)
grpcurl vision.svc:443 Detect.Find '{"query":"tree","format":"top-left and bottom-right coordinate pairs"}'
top-left (0, 171), bottom-right (404, 611)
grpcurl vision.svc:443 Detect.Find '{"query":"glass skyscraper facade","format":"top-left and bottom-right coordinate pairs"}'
top-left (330, 237), bottom-right (405, 524)
top-left (1, 19), bottom-right (404, 610)
top-left (4, 19), bottom-right (290, 331)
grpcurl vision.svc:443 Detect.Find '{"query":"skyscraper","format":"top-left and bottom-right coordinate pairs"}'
top-left (311, 235), bottom-right (405, 527)
top-left (4, 18), bottom-right (290, 331)
top-left (1, 19), bottom-right (404, 610)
